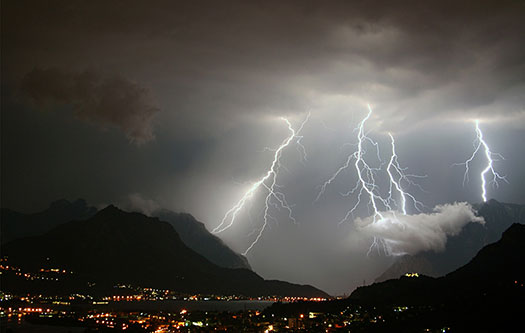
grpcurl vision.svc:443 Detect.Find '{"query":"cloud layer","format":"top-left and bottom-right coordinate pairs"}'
top-left (356, 202), bottom-right (485, 255)
top-left (21, 68), bottom-right (159, 144)
top-left (4, 1), bottom-right (525, 138)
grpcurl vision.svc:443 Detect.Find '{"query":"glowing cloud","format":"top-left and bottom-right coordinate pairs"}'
top-left (355, 202), bottom-right (485, 256)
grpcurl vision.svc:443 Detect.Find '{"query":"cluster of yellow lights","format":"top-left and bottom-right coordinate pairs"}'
top-left (281, 296), bottom-right (327, 302)
top-left (404, 273), bottom-right (419, 278)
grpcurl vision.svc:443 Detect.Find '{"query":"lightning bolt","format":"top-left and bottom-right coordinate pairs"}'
top-left (386, 133), bottom-right (425, 215)
top-left (456, 120), bottom-right (507, 202)
top-left (316, 105), bottom-right (424, 255)
top-left (346, 106), bottom-right (389, 224)
top-left (212, 113), bottom-right (310, 255)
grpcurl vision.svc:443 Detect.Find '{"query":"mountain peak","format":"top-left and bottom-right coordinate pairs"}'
top-left (98, 204), bottom-right (124, 215)
top-left (71, 198), bottom-right (89, 207)
top-left (501, 223), bottom-right (525, 241)
top-left (94, 205), bottom-right (158, 227)
top-left (49, 199), bottom-right (72, 210)
top-left (48, 198), bottom-right (93, 214)
top-left (485, 198), bottom-right (501, 206)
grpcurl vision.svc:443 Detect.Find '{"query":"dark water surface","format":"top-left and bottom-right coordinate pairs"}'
top-left (80, 300), bottom-right (275, 312)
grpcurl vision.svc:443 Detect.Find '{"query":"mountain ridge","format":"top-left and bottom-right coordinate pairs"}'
top-left (375, 199), bottom-right (525, 282)
top-left (1, 199), bottom-right (251, 271)
top-left (153, 209), bottom-right (251, 270)
top-left (0, 198), bottom-right (97, 244)
top-left (351, 223), bottom-right (525, 305)
top-left (1, 205), bottom-right (328, 298)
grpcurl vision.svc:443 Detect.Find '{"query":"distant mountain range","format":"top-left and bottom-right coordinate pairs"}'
top-left (1, 199), bottom-right (250, 270)
top-left (1, 199), bottom-right (97, 244)
top-left (375, 199), bottom-right (525, 282)
top-left (1, 205), bottom-right (328, 297)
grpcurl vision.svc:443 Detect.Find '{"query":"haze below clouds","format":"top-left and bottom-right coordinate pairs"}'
top-left (2, 0), bottom-right (524, 295)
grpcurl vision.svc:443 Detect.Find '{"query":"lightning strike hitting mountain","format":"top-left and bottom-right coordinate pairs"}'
top-left (456, 120), bottom-right (508, 202)
top-left (212, 114), bottom-right (310, 255)
top-left (316, 105), bottom-right (424, 255)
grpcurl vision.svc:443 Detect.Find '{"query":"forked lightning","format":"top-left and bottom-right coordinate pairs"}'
top-left (456, 120), bottom-right (507, 202)
top-left (316, 105), bottom-right (424, 255)
top-left (213, 114), bottom-right (310, 255)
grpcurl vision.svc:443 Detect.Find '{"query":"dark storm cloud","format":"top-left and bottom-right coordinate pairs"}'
top-left (3, 0), bottom-right (525, 135)
top-left (20, 68), bottom-right (159, 144)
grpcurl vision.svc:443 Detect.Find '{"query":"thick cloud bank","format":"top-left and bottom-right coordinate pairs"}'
top-left (355, 202), bottom-right (484, 255)
top-left (21, 68), bottom-right (159, 144)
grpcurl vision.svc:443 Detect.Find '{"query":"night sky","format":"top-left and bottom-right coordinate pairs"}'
top-left (2, 0), bottom-right (524, 295)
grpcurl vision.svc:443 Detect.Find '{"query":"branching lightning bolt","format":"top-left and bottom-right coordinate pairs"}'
top-left (386, 133), bottom-right (425, 215)
top-left (456, 120), bottom-right (507, 202)
top-left (316, 104), bottom-right (425, 255)
top-left (212, 113), bottom-right (310, 255)
top-left (346, 106), bottom-right (389, 224)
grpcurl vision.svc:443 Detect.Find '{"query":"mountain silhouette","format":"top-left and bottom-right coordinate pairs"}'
top-left (351, 223), bottom-right (525, 304)
top-left (0, 199), bottom-right (97, 244)
top-left (1, 205), bottom-right (328, 297)
top-left (375, 199), bottom-right (525, 282)
top-left (153, 209), bottom-right (251, 270)
top-left (2, 199), bottom-right (252, 271)
top-left (347, 223), bottom-right (525, 331)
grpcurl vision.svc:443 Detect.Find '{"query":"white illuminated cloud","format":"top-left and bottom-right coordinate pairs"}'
top-left (355, 202), bottom-right (485, 256)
